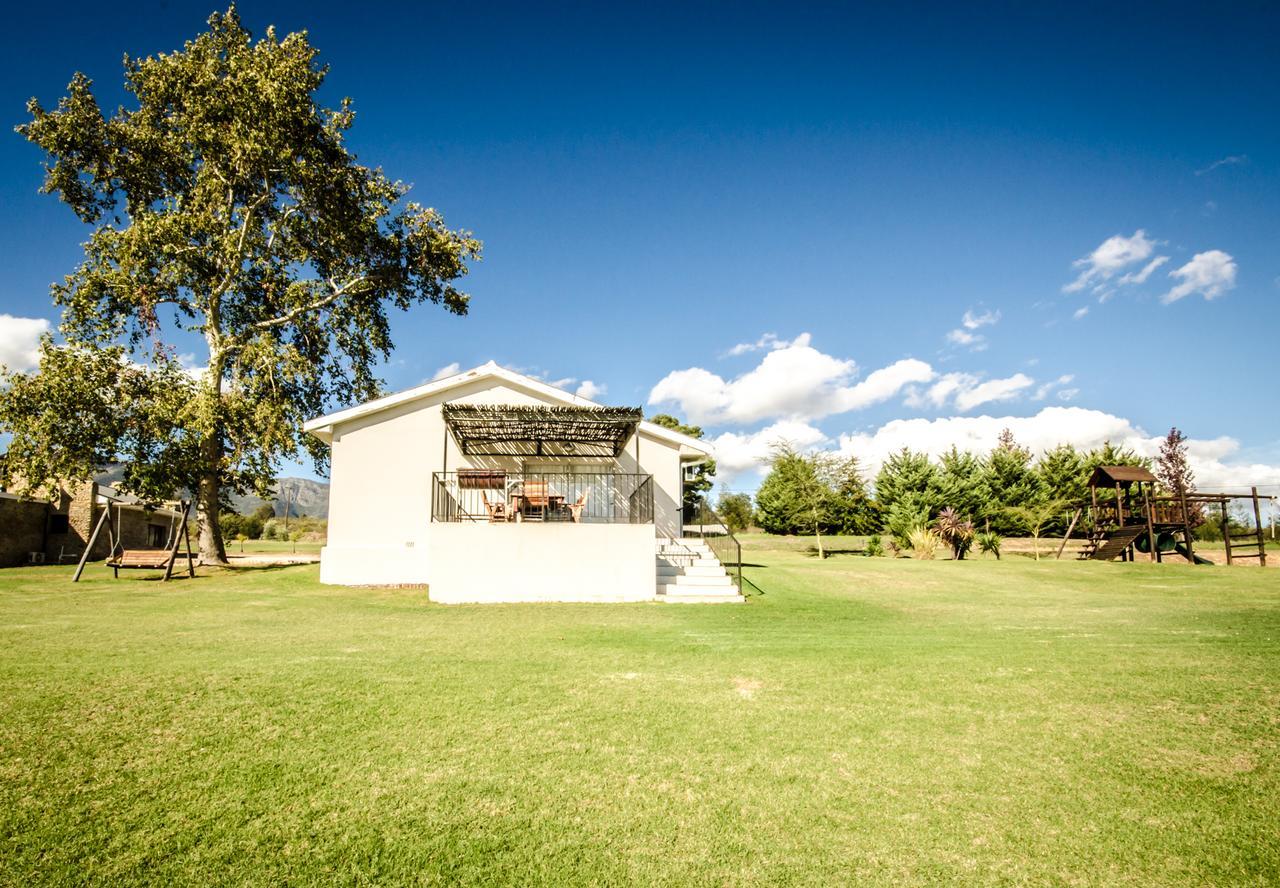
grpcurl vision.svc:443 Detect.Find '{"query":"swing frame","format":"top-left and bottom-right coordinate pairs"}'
top-left (72, 498), bottom-right (196, 582)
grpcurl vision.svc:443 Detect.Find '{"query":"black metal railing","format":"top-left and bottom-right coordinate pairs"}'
top-left (430, 470), bottom-right (655, 524)
top-left (683, 495), bottom-right (743, 590)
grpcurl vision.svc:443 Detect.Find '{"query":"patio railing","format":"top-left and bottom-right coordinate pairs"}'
top-left (683, 495), bottom-right (743, 590)
top-left (431, 470), bottom-right (654, 524)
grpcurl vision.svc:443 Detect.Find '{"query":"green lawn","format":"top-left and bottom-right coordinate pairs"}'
top-left (2, 542), bottom-right (1278, 885)
top-left (227, 538), bottom-right (324, 556)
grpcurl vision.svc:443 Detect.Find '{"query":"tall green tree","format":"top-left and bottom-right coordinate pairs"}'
top-left (1036, 443), bottom-right (1088, 505)
top-left (649, 414), bottom-right (716, 510)
top-left (931, 447), bottom-right (988, 523)
top-left (827, 455), bottom-right (881, 535)
top-left (984, 429), bottom-right (1042, 533)
top-left (2, 8), bottom-right (480, 563)
top-left (754, 443), bottom-right (852, 557)
top-left (716, 491), bottom-right (753, 534)
top-left (874, 448), bottom-right (937, 515)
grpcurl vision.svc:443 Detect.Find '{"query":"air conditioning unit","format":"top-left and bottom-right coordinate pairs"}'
top-left (28, 552), bottom-right (46, 565)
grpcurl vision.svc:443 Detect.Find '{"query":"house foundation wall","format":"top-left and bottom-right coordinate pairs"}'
top-left (426, 523), bottom-right (656, 603)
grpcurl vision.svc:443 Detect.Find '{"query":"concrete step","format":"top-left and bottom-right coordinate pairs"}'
top-left (656, 585), bottom-right (743, 603)
top-left (671, 574), bottom-right (734, 587)
top-left (657, 564), bottom-right (725, 578)
top-left (655, 557), bottom-right (721, 568)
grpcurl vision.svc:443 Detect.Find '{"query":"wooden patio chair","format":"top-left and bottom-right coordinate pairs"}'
top-left (482, 491), bottom-right (510, 523)
top-left (567, 490), bottom-right (590, 523)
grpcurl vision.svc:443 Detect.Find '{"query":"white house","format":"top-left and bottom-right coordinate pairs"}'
top-left (303, 362), bottom-right (742, 603)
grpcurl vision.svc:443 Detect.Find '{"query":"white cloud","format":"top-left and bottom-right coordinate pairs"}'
top-left (1117, 255), bottom-right (1169, 285)
top-left (945, 309), bottom-right (1000, 351)
top-left (432, 362), bottom-right (461, 381)
top-left (953, 373), bottom-right (1035, 411)
top-left (961, 309), bottom-right (1000, 330)
top-left (1032, 374), bottom-right (1075, 401)
top-left (1056, 388), bottom-right (1079, 401)
top-left (835, 407), bottom-right (1280, 491)
top-left (1063, 230), bottom-right (1166, 294)
top-left (649, 334), bottom-right (933, 425)
top-left (1072, 306), bottom-right (1090, 320)
top-left (706, 420), bottom-right (828, 475)
top-left (1195, 155), bottom-right (1247, 176)
top-left (1162, 250), bottom-right (1237, 304)
top-left (0, 314), bottom-right (50, 373)
top-left (723, 332), bottom-right (810, 357)
top-left (575, 380), bottom-right (606, 400)
top-left (909, 371), bottom-right (1035, 412)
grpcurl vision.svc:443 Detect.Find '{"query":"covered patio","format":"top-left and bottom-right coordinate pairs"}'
top-left (433, 404), bottom-right (654, 525)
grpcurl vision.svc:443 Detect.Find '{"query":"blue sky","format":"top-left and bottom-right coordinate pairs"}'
top-left (1, 2), bottom-right (1278, 494)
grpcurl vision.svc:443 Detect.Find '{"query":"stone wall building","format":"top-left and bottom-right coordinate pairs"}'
top-left (0, 481), bottom-right (184, 568)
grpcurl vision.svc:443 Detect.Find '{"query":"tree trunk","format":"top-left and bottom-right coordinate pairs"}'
top-left (197, 470), bottom-right (229, 565)
top-left (196, 427), bottom-right (229, 565)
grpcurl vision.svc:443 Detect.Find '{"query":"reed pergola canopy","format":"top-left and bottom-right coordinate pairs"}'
top-left (442, 403), bottom-right (643, 457)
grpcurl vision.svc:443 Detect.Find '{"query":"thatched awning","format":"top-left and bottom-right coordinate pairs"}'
top-left (443, 404), bottom-right (642, 457)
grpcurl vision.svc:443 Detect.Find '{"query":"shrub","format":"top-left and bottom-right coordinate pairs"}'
top-left (934, 506), bottom-right (975, 560)
top-left (907, 528), bottom-right (941, 559)
top-left (886, 492), bottom-right (931, 551)
top-left (977, 530), bottom-right (1002, 560)
top-left (865, 534), bottom-right (885, 557)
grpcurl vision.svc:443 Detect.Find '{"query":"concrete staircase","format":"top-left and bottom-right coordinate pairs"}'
top-left (655, 537), bottom-right (744, 603)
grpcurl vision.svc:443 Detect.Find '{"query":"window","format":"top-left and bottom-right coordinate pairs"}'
top-left (147, 524), bottom-right (167, 548)
top-left (48, 514), bottom-right (70, 534)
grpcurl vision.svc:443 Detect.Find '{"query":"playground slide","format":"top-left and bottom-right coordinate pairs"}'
top-left (1174, 543), bottom-right (1214, 566)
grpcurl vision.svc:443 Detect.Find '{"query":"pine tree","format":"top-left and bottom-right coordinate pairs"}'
top-left (931, 447), bottom-right (988, 523)
top-left (1156, 427), bottom-right (1195, 497)
top-left (874, 448), bottom-right (937, 515)
top-left (984, 429), bottom-right (1042, 534)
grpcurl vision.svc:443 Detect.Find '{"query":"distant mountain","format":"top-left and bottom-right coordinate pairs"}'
top-left (230, 478), bottom-right (330, 519)
top-left (93, 466), bottom-right (330, 518)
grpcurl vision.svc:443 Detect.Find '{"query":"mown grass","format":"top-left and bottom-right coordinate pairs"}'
top-left (1, 542), bottom-right (1278, 885)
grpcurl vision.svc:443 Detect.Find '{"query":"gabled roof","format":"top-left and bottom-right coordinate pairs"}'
top-left (1089, 465), bottom-right (1157, 486)
top-left (303, 361), bottom-right (712, 458)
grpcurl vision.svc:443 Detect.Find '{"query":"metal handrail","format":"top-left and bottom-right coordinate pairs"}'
top-left (684, 496), bottom-right (743, 590)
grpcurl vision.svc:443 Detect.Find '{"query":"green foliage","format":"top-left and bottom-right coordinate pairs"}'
top-left (874, 448), bottom-right (937, 515)
top-left (754, 443), bottom-right (855, 557)
top-left (716, 492), bottom-right (753, 533)
top-left (1036, 443), bottom-right (1088, 505)
top-left (976, 530), bottom-right (1002, 559)
top-left (0, 345), bottom-right (202, 502)
top-left (934, 506), bottom-right (976, 560)
top-left (251, 503), bottom-right (277, 522)
top-left (865, 534), bottom-right (885, 557)
top-left (886, 492), bottom-right (932, 552)
top-left (826, 455), bottom-right (881, 534)
top-left (931, 447), bottom-right (988, 524)
top-left (1001, 498), bottom-right (1069, 560)
top-left (4, 8), bottom-right (480, 561)
top-left (650, 414), bottom-right (716, 509)
top-left (219, 511), bottom-right (265, 541)
top-left (984, 430), bottom-right (1042, 534)
top-left (907, 528), bottom-right (941, 559)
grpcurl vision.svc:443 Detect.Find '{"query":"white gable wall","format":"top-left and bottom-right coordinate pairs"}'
top-left (319, 376), bottom-right (687, 587)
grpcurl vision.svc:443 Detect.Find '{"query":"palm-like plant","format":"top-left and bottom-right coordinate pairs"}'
top-left (934, 507), bottom-right (976, 560)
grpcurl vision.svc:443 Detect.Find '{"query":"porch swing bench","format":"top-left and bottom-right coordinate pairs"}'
top-left (107, 548), bottom-right (194, 578)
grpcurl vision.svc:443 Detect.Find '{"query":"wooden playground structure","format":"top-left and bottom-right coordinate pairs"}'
top-left (1057, 465), bottom-right (1268, 566)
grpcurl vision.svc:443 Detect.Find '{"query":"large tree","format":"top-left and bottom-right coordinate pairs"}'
top-left (649, 413), bottom-right (716, 511)
top-left (1, 8), bottom-right (480, 563)
top-left (984, 429), bottom-right (1042, 533)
